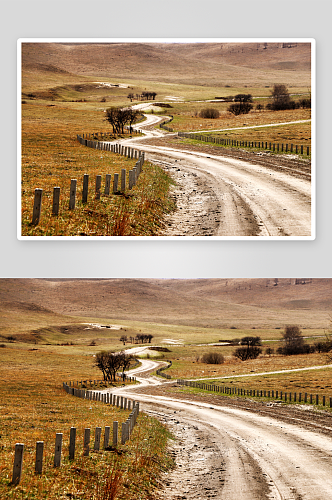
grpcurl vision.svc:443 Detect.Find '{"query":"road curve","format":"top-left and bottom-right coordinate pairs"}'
top-left (113, 114), bottom-right (312, 237)
top-left (107, 359), bottom-right (332, 500)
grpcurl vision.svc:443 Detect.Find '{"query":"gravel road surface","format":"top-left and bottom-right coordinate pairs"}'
top-left (108, 114), bottom-right (312, 237)
top-left (101, 359), bottom-right (332, 500)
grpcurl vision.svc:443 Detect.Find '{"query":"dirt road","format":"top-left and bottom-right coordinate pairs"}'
top-left (105, 360), bottom-right (332, 500)
top-left (113, 114), bottom-right (312, 237)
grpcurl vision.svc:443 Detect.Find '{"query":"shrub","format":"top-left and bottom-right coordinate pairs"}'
top-left (199, 108), bottom-right (220, 119)
top-left (299, 98), bottom-right (311, 109)
top-left (234, 346), bottom-right (262, 361)
top-left (201, 352), bottom-right (224, 364)
top-left (228, 102), bottom-right (253, 115)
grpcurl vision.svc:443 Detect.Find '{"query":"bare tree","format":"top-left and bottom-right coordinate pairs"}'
top-left (279, 325), bottom-right (306, 355)
top-left (233, 336), bottom-right (262, 361)
top-left (120, 335), bottom-right (128, 345)
top-left (228, 94), bottom-right (253, 115)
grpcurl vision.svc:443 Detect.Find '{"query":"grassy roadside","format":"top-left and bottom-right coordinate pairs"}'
top-left (167, 106), bottom-right (311, 136)
top-left (0, 346), bottom-right (174, 499)
top-left (21, 102), bottom-right (175, 236)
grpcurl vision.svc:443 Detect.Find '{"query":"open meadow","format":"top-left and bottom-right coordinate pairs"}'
top-left (1, 278), bottom-right (332, 497)
top-left (20, 41), bottom-right (312, 237)
top-left (0, 338), bottom-right (173, 499)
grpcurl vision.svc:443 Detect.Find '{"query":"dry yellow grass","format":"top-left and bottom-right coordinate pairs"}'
top-left (21, 103), bottom-right (174, 236)
top-left (170, 107), bottom-right (311, 135)
top-left (0, 345), bottom-right (173, 499)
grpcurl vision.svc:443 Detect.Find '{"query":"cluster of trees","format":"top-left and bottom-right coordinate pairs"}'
top-left (233, 336), bottom-right (262, 361)
top-left (127, 91), bottom-right (157, 102)
top-left (228, 94), bottom-right (253, 116)
top-left (266, 84), bottom-right (311, 111)
top-left (105, 107), bottom-right (139, 134)
top-left (120, 334), bottom-right (154, 345)
top-left (276, 325), bottom-right (332, 356)
top-left (94, 351), bottom-right (135, 381)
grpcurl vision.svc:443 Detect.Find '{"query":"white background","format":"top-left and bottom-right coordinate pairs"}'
top-left (2, 0), bottom-right (331, 278)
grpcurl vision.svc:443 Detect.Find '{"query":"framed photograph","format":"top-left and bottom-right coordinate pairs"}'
top-left (18, 38), bottom-right (315, 240)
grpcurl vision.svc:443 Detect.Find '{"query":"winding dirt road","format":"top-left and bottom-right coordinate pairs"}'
top-left (111, 114), bottom-right (312, 237)
top-left (104, 359), bottom-right (332, 500)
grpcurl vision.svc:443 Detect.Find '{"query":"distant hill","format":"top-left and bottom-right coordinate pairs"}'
top-left (0, 278), bottom-right (330, 329)
top-left (21, 42), bottom-right (311, 88)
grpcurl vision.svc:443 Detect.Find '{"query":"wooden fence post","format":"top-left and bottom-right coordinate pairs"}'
top-left (105, 174), bottom-right (111, 195)
top-left (12, 443), bottom-right (24, 485)
top-left (121, 423), bottom-right (126, 444)
top-left (95, 175), bottom-right (101, 200)
top-left (52, 187), bottom-right (60, 216)
top-left (129, 170), bottom-right (134, 189)
top-left (32, 189), bottom-right (43, 225)
top-left (69, 427), bottom-right (76, 460)
top-left (82, 174), bottom-right (89, 204)
top-left (113, 173), bottom-right (119, 194)
top-left (121, 169), bottom-right (126, 192)
top-left (94, 427), bottom-right (101, 451)
top-left (69, 179), bottom-right (77, 210)
top-left (54, 433), bottom-right (63, 467)
top-left (35, 441), bottom-right (44, 474)
top-left (113, 421), bottom-right (118, 446)
top-left (104, 426), bottom-right (110, 449)
top-left (83, 428), bottom-right (90, 456)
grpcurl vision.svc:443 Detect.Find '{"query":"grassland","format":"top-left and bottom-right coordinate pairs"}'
top-left (0, 345), bottom-right (173, 499)
top-left (1, 288), bottom-right (332, 498)
top-left (21, 59), bottom-right (312, 236)
top-left (165, 104), bottom-right (311, 137)
top-left (21, 101), bottom-right (175, 236)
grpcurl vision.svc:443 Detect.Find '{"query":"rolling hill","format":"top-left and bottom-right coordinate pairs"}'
top-left (0, 278), bottom-right (330, 330)
top-left (21, 41), bottom-right (311, 88)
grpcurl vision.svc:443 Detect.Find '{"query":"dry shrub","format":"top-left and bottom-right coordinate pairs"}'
top-left (96, 458), bottom-right (123, 500)
top-left (201, 352), bottom-right (224, 364)
top-left (199, 108), bottom-right (220, 119)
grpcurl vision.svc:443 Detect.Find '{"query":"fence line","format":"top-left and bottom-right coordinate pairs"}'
top-left (30, 139), bottom-right (145, 226)
top-left (177, 379), bottom-right (332, 408)
top-left (159, 115), bottom-right (174, 132)
top-left (156, 360), bottom-right (172, 379)
top-left (10, 379), bottom-right (140, 485)
top-left (177, 131), bottom-right (311, 157)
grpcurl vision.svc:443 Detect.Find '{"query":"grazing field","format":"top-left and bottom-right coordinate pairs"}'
top-left (0, 345), bottom-right (173, 499)
top-left (20, 41), bottom-right (312, 237)
top-left (2, 276), bottom-right (332, 496)
top-left (168, 105), bottom-right (311, 135)
top-left (21, 102), bottom-right (175, 236)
